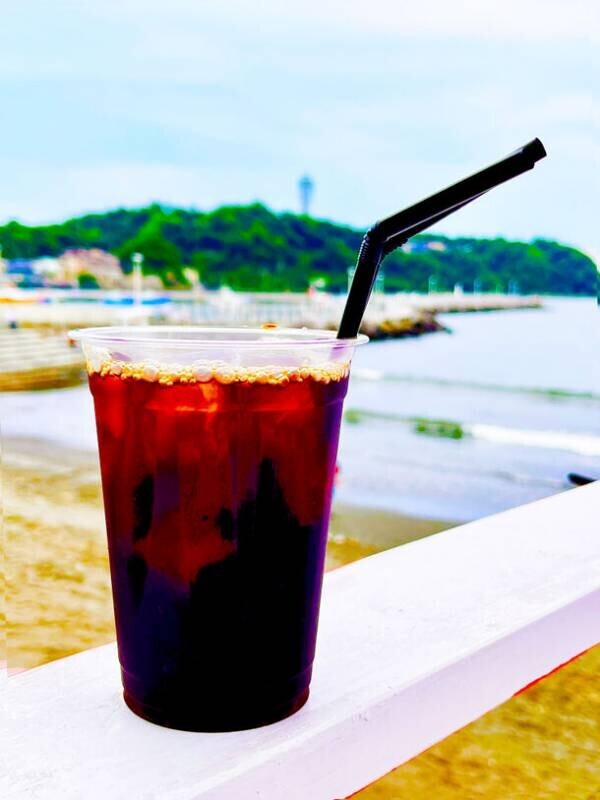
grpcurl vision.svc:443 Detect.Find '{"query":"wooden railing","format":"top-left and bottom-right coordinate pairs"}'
top-left (4, 483), bottom-right (600, 799)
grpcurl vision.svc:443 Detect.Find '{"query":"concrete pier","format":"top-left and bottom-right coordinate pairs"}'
top-left (0, 329), bottom-right (84, 391)
top-left (0, 291), bottom-right (542, 389)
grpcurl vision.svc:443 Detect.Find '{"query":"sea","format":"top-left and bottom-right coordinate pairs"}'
top-left (2, 297), bottom-right (598, 522)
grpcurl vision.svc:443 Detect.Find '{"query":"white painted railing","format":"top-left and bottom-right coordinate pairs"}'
top-left (4, 483), bottom-right (600, 800)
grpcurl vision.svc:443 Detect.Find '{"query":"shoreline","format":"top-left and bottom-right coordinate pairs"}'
top-left (328, 501), bottom-right (453, 569)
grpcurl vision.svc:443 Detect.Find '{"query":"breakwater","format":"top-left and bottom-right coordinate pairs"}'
top-left (0, 329), bottom-right (84, 391)
top-left (1, 288), bottom-right (541, 331)
top-left (0, 291), bottom-right (542, 390)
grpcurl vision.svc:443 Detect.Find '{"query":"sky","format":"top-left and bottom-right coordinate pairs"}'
top-left (1, 0), bottom-right (598, 254)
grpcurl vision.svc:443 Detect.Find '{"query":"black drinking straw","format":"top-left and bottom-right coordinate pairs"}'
top-left (338, 138), bottom-right (547, 339)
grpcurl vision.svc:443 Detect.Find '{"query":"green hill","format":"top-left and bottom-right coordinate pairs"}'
top-left (0, 203), bottom-right (595, 294)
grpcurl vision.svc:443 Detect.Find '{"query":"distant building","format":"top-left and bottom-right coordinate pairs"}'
top-left (5, 257), bottom-right (64, 286)
top-left (32, 257), bottom-right (61, 279)
top-left (6, 260), bottom-right (46, 287)
top-left (58, 248), bottom-right (123, 288)
top-left (121, 272), bottom-right (164, 291)
top-left (402, 242), bottom-right (429, 254)
top-left (427, 241), bottom-right (447, 252)
top-left (7, 259), bottom-right (36, 277)
top-left (401, 240), bottom-right (447, 254)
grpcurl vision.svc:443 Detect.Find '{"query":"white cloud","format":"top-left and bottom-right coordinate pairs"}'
top-left (535, 93), bottom-right (599, 128)
top-left (87, 0), bottom-right (600, 42)
top-left (0, 1), bottom-right (597, 251)
top-left (0, 162), bottom-right (278, 225)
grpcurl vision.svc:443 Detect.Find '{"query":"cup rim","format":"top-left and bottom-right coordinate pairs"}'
top-left (69, 326), bottom-right (369, 349)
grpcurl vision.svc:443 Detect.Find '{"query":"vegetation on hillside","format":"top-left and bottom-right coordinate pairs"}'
top-left (0, 203), bottom-right (595, 294)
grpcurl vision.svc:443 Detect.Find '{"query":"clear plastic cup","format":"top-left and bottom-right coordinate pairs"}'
top-left (71, 326), bottom-right (366, 731)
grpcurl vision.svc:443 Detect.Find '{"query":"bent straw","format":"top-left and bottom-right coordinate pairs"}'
top-left (338, 138), bottom-right (547, 339)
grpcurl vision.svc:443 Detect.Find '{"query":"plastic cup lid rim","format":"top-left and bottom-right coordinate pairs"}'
top-left (69, 326), bottom-right (368, 348)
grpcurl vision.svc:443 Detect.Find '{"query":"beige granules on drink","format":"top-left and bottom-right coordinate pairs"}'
top-left (87, 354), bottom-right (350, 386)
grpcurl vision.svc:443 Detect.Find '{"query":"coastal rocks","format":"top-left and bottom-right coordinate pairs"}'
top-left (359, 310), bottom-right (445, 340)
top-left (296, 309), bottom-right (446, 341)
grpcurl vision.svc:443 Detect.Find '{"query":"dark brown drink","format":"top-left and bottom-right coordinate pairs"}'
top-left (87, 345), bottom-right (351, 731)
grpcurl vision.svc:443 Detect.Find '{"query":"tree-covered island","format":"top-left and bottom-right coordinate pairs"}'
top-left (0, 203), bottom-right (595, 294)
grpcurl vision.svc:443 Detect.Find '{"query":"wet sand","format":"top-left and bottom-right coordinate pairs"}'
top-left (4, 439), bottom-right (113, 668)
top-left (4, 436), bottom-right (599, 798)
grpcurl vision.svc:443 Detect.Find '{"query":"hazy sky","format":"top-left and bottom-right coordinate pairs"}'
top-left (1, 1), bottom-right (598, 253)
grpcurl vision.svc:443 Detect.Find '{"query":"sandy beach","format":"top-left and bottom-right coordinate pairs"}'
top-left (4, 435), bottom-right (599, 798)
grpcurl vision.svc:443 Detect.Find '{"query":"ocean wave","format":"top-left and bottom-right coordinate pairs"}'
top-left (469, 424), bottom-right (600, 457)
top-left (344, 406), bottom-right (600, 456)
top-left (353, 368), bottom-right (385, 381)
